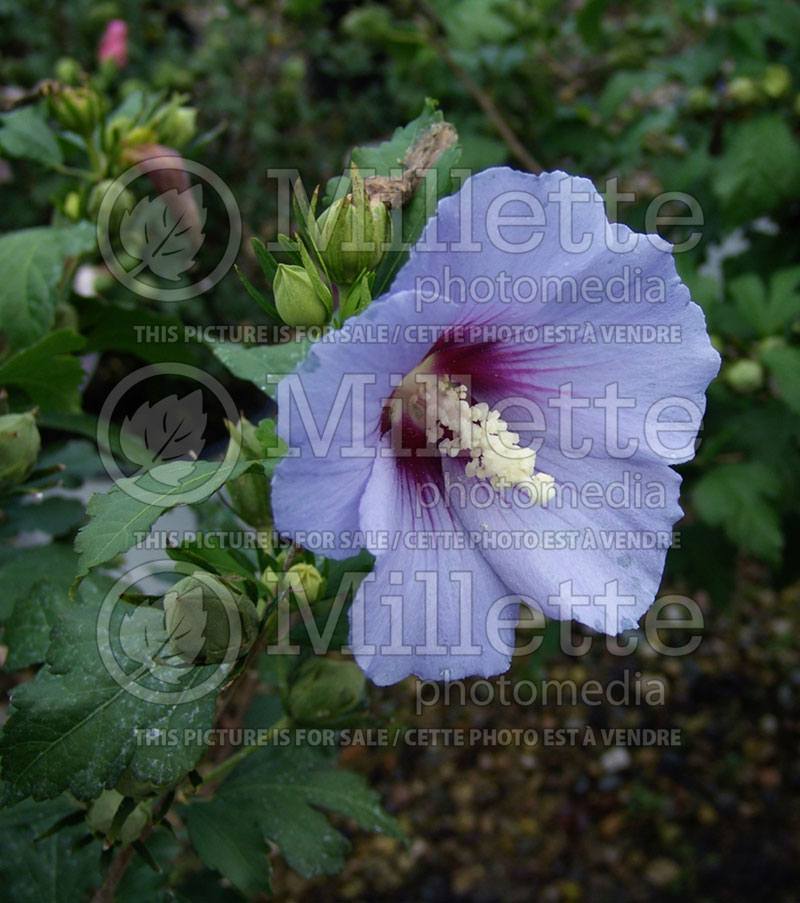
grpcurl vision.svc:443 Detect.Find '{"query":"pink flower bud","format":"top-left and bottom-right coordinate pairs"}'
top-left (98, 19), bottom-right (128, 68)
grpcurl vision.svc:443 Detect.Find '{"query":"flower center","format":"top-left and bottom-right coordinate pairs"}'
top-left (385, 368), bottom-right (555, 504)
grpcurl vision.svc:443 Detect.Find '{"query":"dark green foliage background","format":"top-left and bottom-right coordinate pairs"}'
top-left (1, 0), bottom-right (799, 900)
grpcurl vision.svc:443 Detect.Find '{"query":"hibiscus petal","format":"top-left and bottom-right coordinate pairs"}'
top-left (350, 444), bottom-right (517, 684)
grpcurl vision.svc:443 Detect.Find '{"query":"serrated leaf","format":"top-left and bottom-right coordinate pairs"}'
top-left (119, 602), bottom-right (200, 680)
top-left (2, 581), bottom-right (68, 671)
top-left (766, 266), bottom-right (800, 333)
top-left (0, 543), bottom-right (78, 620)
top-left (350, 97), bottom-right (443, 175)
top-left (74, 460), bottom-right (264, 577)
top-left (120, 390), bottom-right (207, 470)
top-left (0, 596), bottom-right (217, 803)
top-left (184, 742), bottom-right (402, 891)
top-left (0, 328), bottom-right (87, 412)
top-left (761, 344), bottom-right (800, 414)
top-left (185, 803), bottom-right (273, 897)
top-left (211, 340), bottom-right (309, 396)
top-left (120, 185), bottom-right (207, 282)
top-left (0, 495), bottom-right (85, 540)
top-left (0, 223), bottom-right (95, 350)
top-left (0, 105), bottom-right (63, 168)
top-left (0, 793), bottom-right (102, 903)
top-left (712, 115), bottom-right (800, 225)
top-left (693, 461), bottom-right (783, 562)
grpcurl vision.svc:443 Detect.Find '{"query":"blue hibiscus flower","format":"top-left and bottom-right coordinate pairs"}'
top-left (273, 168), bottom-right (720, 685)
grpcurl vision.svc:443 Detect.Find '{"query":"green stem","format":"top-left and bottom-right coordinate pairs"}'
top-left (201, 715), bottom-right (291, 786)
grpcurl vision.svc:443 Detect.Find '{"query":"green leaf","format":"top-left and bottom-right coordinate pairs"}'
top-left (184, 803), bottom-right (273, 897)
top-left (0, 494), bottom-right (85, 540)
top-left (253, 417), bottom-right (287, 477)
top-left (761, 344), bottom-right (800, 414)
top-left (234, 264), bottom-right (282, 324)
top-left (728, 273), bottom-right (767, 337)
top-left (0, 793), bottom-right (102, 903)
top-left (0, 223), bottom-right (95, 350)
top-left (0, 106), bottom-right (63, 168)
top-left (81, 301), bottom-right (197, 365)
top-left (211, 340), bottom-right (309, 396)
top-left (693, 461), bottom-right (783, 562)
top-left (0, 543), bottom-right (78, 620)
top-left (371, 136), bottom-right (461, 298)
top-left (712, 115), bottom-right (800, 225)
top-left (75, 460), bottom-right (264, 576)
top-left (350, 97), bottom-right (443, 175)
top-left (0, 595), bottom-right (217, 803)
top-left (765, 266), bottom-right (800, 334)
top-left (166, 537), bottom-right (257, 583)
top-left (251, 236), bottom-right (279, 284)
top-left (0, 328), bottom-right (86, 411)
top-left (2, 581), bottom-right (68, 671)
top-left (184, 742), bottom-right (402, 891)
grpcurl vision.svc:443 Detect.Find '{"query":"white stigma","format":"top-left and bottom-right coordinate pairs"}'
top-left (422, 377), bottom-right (555, 504)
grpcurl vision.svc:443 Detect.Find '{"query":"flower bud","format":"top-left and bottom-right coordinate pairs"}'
top-left (163, 572), bottom-right (260, 665)
top-left (87, 790), bottom-right (149, 844)
top-left (157, 105), bottom-right (198, 149)
top-left (727, 76), bottom-right (761, 106)
top-left (274, 264), bottom-right (329, 327)
top-left (54, 57), bottom-right (82, 85)
top-left (317, 178), bottom-right (392, 285)
top-left (284, 562), bottom-right (324, 606)
top-left (63, 191), bottom-right (82, 221)
top-left (288, 658), bottom-right (366, 724)
top-left (725, 359), bottom-right (763, 393)
top-left (88, 178), bottom-right (136, 232)
top-left (762, 64), bottom-right (791, 99)
top-left (98, 19), bottom-right (129, 68)
top-left (49, 85), bottom-right (103, 135)
top-left (0, 411), bottom-right (41, 494)
top-left (225, 418), bottom-right (272, 530)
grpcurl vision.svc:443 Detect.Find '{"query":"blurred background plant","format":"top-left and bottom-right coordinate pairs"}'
top-left (0, 0), bottom-right (799, 900)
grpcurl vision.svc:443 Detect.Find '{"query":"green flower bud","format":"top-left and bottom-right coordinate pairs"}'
top-left (63, 191), bottom-right (82, 221)
top-left (284, 562), bottom-right (324, 606)
top-left (49, 85), bottom-right (103, 135)
top-left (54, 57), bottom-right (83, 85)
top-left (0, 411), bottom-right (41, 494)
top-left (157, 105), bottom-right (198, 149)
top-left (88, 178), bottom-right (136, 232)
top-left (288, 658), bottom-right (366, 724)
top-left (762, 64), bottom-right (792, 99)
top-left (725, 359), bottom-right (763, 393)
top-left (274, 264), bottom-right (329, 327)
top-left (686, 85), bottom-right (714, 113)
top-left (163, 572), bottom-right (260, 665)
top-left (317, 169), bottom-right (392, 285)
top-left (727, 76), bottom-right (761, 106)
top-left (225, 418), bottom-right (272, 530)
top-left (87, 790), bottom-right (150, 845)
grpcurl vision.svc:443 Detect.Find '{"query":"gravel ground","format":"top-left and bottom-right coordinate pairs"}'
top-left (270, 570), bottom-right (800, 903)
